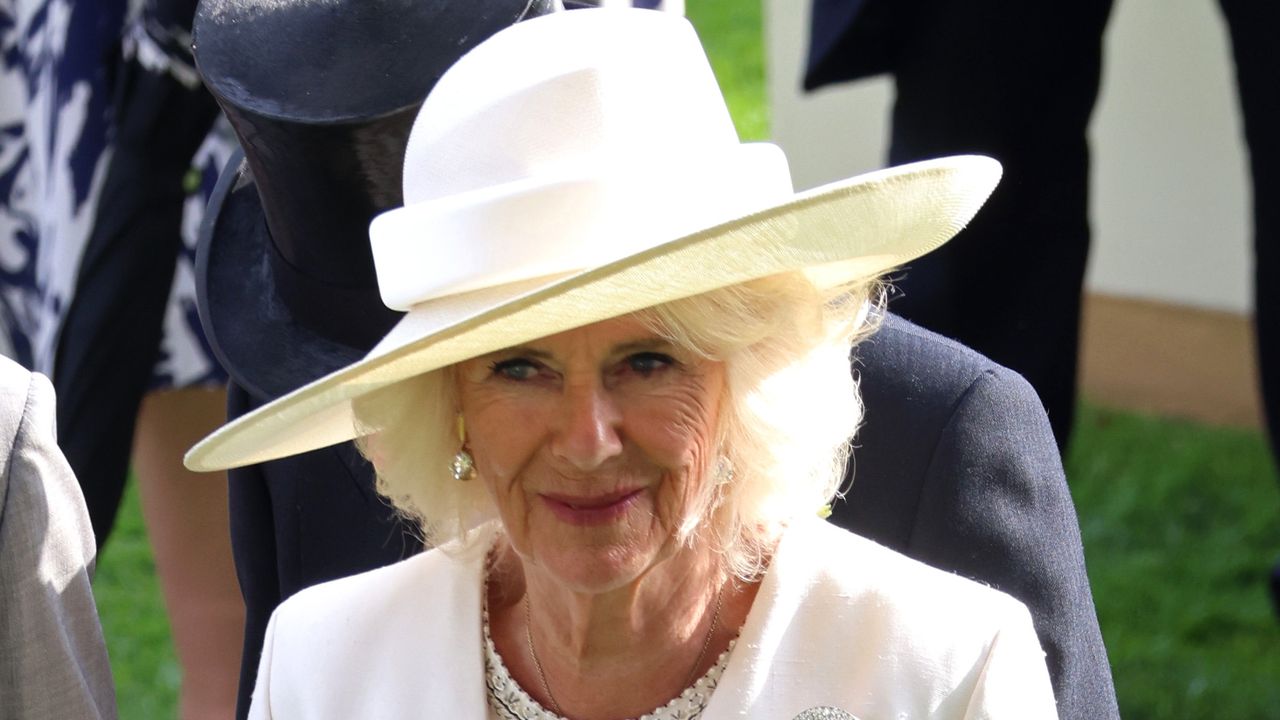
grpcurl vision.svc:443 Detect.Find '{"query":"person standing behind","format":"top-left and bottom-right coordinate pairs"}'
top-left (1215, 1), bottom-right (1280, 611)
top-left (804, 0), bottom-right (1114, 450)
top-left (805, 0), bottom-right (1280, 609)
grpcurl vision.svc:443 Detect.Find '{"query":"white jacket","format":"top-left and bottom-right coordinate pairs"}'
top-left (249, 518), bottom-right (1057, 719)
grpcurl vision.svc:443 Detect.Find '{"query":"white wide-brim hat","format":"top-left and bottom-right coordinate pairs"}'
top-left (185, 8), bottom-right (1001, 472)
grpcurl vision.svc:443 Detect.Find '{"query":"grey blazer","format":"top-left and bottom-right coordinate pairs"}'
top-left (0, 358), bottom-right (117, 719)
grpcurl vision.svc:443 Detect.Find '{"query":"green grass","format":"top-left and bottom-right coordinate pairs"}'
top-left (94, 481), bottom-right (181, 717)
top-left (1068, 406), bottom-right (1280, 719)
top-left (687, 0), bottom-right (769, 141)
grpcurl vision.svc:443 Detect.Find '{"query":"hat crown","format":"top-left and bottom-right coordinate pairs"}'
top-left (405, 9), bottom-right (737, 203)
top-left (371, 9), bottom-right (795, 311)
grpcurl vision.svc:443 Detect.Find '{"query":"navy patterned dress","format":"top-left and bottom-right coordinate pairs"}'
top-left (0, 0), bottom-right (230, 387)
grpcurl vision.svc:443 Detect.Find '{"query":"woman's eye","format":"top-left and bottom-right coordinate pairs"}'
top-left (626, 352), bottom-right (675, 377)
top-left (490, 358), bottom-right (540, 381)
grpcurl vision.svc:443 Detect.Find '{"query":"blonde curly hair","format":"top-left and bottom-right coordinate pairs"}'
top-left (354, 271), bottom-right (881, 580)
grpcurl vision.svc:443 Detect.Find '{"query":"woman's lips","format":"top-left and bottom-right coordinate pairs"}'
top-left (540, 488), bottom-right (645, 526)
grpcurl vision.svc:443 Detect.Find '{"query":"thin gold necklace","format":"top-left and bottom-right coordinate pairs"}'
top-left (523, 585), bottom-right (726, 718)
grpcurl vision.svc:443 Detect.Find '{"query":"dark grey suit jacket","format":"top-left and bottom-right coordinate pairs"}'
top-left (804, 0), bottom-right (897, 89)
top-left (837, 313), bottom-right (1118, 719)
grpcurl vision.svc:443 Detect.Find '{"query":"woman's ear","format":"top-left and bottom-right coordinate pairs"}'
top-left (358, 432), bottom-right (388, 473)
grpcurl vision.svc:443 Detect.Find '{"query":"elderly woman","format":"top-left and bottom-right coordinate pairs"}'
top-left (188, 8), bottom-right (1058, 719)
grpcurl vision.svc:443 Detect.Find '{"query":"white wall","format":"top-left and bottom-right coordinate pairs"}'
top-left (767, 0), bottom-right (1253, 314)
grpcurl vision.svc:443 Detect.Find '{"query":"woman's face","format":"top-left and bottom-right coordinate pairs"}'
top-left (457, 316), bottom-right (725, 594)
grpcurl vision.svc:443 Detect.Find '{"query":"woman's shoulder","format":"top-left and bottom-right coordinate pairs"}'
top-left (273, 546), bottom-right (468, 627)
top-left (790, 518), bottom-right (1030, 617)
top-left (791, 521), bottom-right (1041, 656)
top-left (250, 547), bottom-right (489, 717)
top-left (784, 523), bottom-right (1043, 669)
top-left (260, 545), bottom-right (483, 664)
top-left (719, 520), bottom-right (1056, 718)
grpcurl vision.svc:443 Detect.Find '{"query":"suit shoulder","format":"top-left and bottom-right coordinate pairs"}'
top-left (863, 313), bottom-right (994, 374)
top-left (0, 357), bottom-right (37, 443)
top-left (0, 363), bottom-right (59, 496)
top-left (0, 355), bottom-right (31, 388)
top-left (858, 313), bottom-right (1037, 401)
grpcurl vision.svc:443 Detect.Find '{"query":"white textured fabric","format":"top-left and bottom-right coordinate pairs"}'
top-left (247, 519), bottom-right (1057, 719)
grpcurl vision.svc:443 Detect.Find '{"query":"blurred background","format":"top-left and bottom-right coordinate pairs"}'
top-left (90, 0), bottom-right (1279, 717)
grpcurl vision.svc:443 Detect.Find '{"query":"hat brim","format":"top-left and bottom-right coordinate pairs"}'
top-left (196, 151), bottom-right (401, 401)
top-left (186, 155), bottom-right (1001, 472)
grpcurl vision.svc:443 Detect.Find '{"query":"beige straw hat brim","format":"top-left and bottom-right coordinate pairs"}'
top-left (185, 155), bottom-right (1000, 472)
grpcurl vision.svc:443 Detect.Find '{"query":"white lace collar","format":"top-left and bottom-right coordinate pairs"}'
top-left (482, 604), bottom-right (736, 720)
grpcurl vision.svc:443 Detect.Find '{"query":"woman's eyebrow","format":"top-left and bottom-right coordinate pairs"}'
top-left (612, 339), bottom-right (673, 355)
top-left (487, 346), bottom-right (555, 361)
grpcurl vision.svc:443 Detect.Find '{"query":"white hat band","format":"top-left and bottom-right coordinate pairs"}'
top-left (370, 143), bottom-right (792, 310)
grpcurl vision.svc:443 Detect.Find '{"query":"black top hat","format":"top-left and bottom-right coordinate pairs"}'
top-left (193, 0), bottom-right (557, 401)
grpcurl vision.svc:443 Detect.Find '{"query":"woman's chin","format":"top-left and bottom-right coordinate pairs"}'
top-left (508, 494), bottom-right (679, 594)
top-left (528, 539), bottom-right (665, 596)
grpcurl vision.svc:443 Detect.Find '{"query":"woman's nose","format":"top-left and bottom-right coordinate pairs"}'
top-left (550, 379), bottom-right (623, 471)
